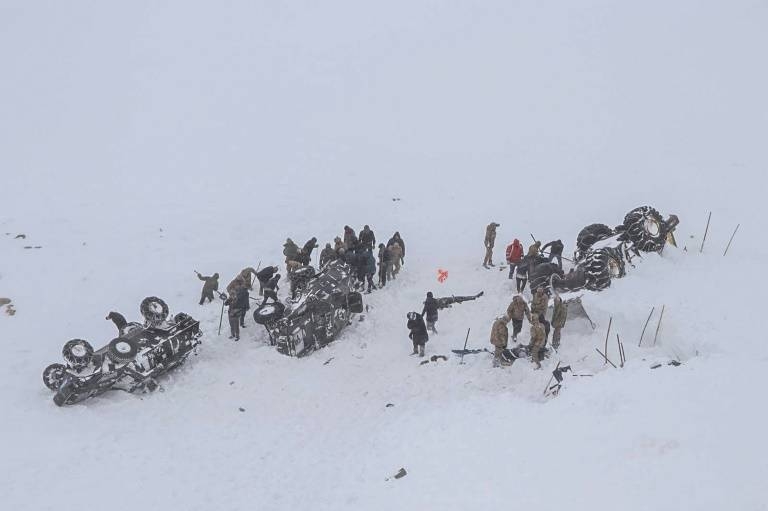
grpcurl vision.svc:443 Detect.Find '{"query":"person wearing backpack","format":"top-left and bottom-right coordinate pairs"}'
top-left (505, 239), bottom-right (524, 279)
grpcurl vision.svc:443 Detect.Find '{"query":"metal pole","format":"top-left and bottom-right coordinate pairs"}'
top-left (638, 307), bottom-right (655, 347)
top-left (603, 316), bottom-right (613, 365)
top-left (653, 305), bottom-right (666, 346)
top-left (699, 212), bottom-right (711, 253)
top-left (595, 348), bottom-right (617, 368)
top-left (459, 328), bottom-right (471, 365)
top-left (723, 224), bottom-right (740, 256)
top-left (218, 299), bottom-right (225, 336)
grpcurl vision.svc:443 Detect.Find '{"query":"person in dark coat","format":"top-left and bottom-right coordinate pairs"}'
top-left (235, 285), bottom-right (250, 328)
top-left (106, 311), bottom-right (128, 335)
top-left (364, 248), bottom-right (376, 292)
top-left (407, 312), bottom-right (429, 357)
top-left (387, 232), bottom-right (405, 261)
top-left (541, 239), bottom-right (565, 270)
top-left (195, 271), bottom-right (219, 305)
top-left (255, 266), bottom-right (278, 296)
top-left (359, 225), bottom-right (376, 251)
top-left (377, 243), bottom-right (392, 287)
top-left (516, 263), bottom-right (529, 293)
top-left (319, 243), bottom-right (337, 268)
top-left (297, 237), bottom-right (319, 265)
top-left (421, 292), bottom-right (439, 334)
top-left (343, 226), bottom-right (358, 251)
top-left (283, 238), bottom-right (299, 264)
top-left (224, 293), bottom-right (242, 341)
top-left (261, 274), bottom-right (281, 305)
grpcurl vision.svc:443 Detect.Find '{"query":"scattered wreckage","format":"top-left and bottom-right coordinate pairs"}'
top-left (252, 259), bottom-right (364, 357)
top-left (42, 297), bottom-right (202, 406)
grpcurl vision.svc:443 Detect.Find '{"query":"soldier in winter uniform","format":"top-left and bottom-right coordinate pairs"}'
top-left (283, 238), bottom-right (300, 265)
top-left (490, 315), bottom-right (511, 367)
top-left (483, 222), bottom-right (500, 268)
top-left (541, 239), bottom-right (565, 270)
top-left (195, 271), bottom-right (219, 305)
top-left (506, 295), bottom-right (531, 342)
top-left (261, 274), bottom-right (281, 305)
top-left (333, 237), bottom-right (345, 254)
top-left (515, 263), bottom-right (529, 293)
top-left (387, 232), bottom-right (405, 263)
top-left (551, 295), bottom-right (568, 349)
top-left (319, 243), bottom-right (337, 268)
top-left (343, 226), bottom-right (358, 251)
top-left (377, 243), bottom-right (392, 287)
top-left (359, 225), bottom-right (376, 251)
top-left (297, 237), bottom-right (319, 266)
top-left (407, 312), bottom-right (429, 357)
top-left (255, 266), bottom-right (278, 296)
top-left (527, 240), bottom-right (542, 274)
top-left (224, 292), bottom-right (244, 341)
top-left (364, 248), bottom-right (377, 292)
top-left (422, 292), bottom-right (439, 334)
top-left (235, 285), bottom-right (250, 328)
top-left (238, 267), bottom-right (258, 290)
top-left (388, 241), bottom-right (403, 279)
top-left (227, 275), bottom-right (246, 296)
top-left (529, 315), bottom-right (547, 369)
top-left (531, 287), bottom-right (550, 341)
top-left (506, 239), bottom-right (524, 279)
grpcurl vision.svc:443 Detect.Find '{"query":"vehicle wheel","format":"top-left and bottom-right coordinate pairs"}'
top-left (253, 302), bottom-right (286, 325)
top-left (622, 206), bottom-right (667, 252)
top-left (42, 363), bottom-right (66, 391)
top-left (173, 312), bottom-right (191, 325)
top-left (576, 224), bottom-right (615, 259)
top-left (62, 339), bottom-right (94, 369)
top-left (107, 337), bottom-right (139, 362)
top-left (346, 292), bottom-right (363, 313)
top-left (583, 248), bottom-right (625, 291)
top-left (140, 297), bottom-right (169, 325)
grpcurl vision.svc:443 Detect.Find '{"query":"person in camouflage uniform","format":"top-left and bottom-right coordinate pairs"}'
top-left (490, 315), bottom-right (511, 367)
top-left (238, 267), bottom-right (258, 290)
top-left (528, 315), bottom-right (547, 369)
top-left (226, 275), bottom-right (246, 296)
top-left (388, 241), bottom-right (403, 279)
top-left (333, 236), bottom-right (345, 254)
top-left (530, 287), bottom-right (550, 341)
top-left (283, 238), bottom-right (300, 265)
top-left (319, 243), bottom-right (337, 268)
top-left (195, 271), bottom-right (219, 305)
top-left (506, 295), bottom-right (531, 342)
top-left (483, 222), bottom-right (500, 268)
top-left (551, 295), bottom-right (568, 349)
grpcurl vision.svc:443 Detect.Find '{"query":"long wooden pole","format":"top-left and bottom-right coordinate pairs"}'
top-left (653, 305), bottom-right (666, 346)
top-left (603, 316), bottom-right (613, 365)
top-left (638, 307), bottom-right (655, 347)
top-left (699, 211), bottom-right (712, 253)
top-left (595, 348), bottom-right (617, 368)
top-left (617, 334), bottom-right (624, 367)
top-left (459, 328), bottom-right (471, 365)
top-left (723, 224), bottom-right (740, 256)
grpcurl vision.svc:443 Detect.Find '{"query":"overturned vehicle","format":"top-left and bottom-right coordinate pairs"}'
top-left (531, 206), bottom-right (679, 293)
top-left (42, 297), bottom-right (202, 406)
top-left (252, 259), bottom-right (364, 357)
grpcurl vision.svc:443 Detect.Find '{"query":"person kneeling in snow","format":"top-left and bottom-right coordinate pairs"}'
top-left (407, 312), bottom-right (429, 357)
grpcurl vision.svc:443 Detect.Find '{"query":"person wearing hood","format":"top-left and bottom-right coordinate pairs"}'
top-left (529, 314), bottom-right (546, 369)
top-left (359, 225), bottom-right (376, 251)
top-left (333, 236), bottom-right (345, 254)
top-left (505, 239), bottom-right (524, 279)
top-left (283, 238), bottom-right (299, 265)
top-left (377, 243), bottom-right (392, 287)
top-left (319, 243), bottom-right (337, 268)
top-left (422, 291), bottom-right (439, 334)
top-left (364, 248), bottom-right (376, 292)
top-left (238, 267), bottom-right (258, 290)
top-left (542, 239), bottom-right (564, 270)
top-left (297, 237), bottom-right (319, 265)
top-left (551, 295), bottom-right (568, 349)
top-left (343, 226), bottom-right (358, 252)
top-left (407, 312), bottom-right (429, 357)
top-left (506, 295), bottom-right (531, 342)
top-left (255, 266), bottom-right (278, 296)
top-left (195, 271), bottom-right (219, 305)
top-left (483, 222), bottom-right (500, 268)
top-left (387, 232), bottom-right (406, 264)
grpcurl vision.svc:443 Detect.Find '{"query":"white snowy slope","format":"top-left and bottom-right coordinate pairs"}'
top-left (1, 1), bottom-right (767, 510)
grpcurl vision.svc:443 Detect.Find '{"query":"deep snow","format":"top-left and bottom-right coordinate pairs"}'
top-left (1, 1), bottom-right (767, 510)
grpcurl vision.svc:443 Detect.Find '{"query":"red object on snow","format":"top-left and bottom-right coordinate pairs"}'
top-left (437, 269), bottom-right (449, 283)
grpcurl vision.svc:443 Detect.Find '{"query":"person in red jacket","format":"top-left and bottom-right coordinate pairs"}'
top-left (505, 239), bottom-right (524, 280)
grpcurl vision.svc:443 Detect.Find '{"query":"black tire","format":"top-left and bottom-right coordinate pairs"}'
top-left (622, 206), bottom-right (667, 252)
top-left (173, 312), bottom-right (191, 325)
top-left (107, 337), bottom-right (139, 362)
top-left (62, 339), bottom-right (94, 369)
top-left (253, 302), bottom-right (286, 325)
top-left (346, 292), bottom-right (363, 313)
top-left (140, 296), bottom-right (169, 325)
top-left (583, 248), bottom-right (625, 291)
top-left (43, 363), bottom-right (66, 391)
top-left (529, 263), bottom-right (561, 292)
top-left (576, 224), bottom-right (615, 259)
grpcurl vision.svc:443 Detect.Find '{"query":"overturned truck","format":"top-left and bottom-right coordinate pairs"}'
top-left (253, 259), bottom-right (364, 357)
top-left (42, 297), bottom-right (202, 406)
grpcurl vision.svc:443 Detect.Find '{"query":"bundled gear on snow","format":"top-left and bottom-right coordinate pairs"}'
top-left (196, 271), bottom-right (219, 305)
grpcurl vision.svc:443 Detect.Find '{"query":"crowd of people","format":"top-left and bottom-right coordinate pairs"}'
top-left (194, 226), bottom-right (406, 341)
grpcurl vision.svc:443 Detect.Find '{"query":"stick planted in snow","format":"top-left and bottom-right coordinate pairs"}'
top-left (700, 211), bottom-right (712, 253)
top-left (723, 224), bottom-right (740, 256)
top-left (459, 328), bottom-right (471, 365)
top-left (617, 334), bottom-right (624, 367)
top-left (653, 305), bottom-right (666, 346)
top-left (638, 307), bottom-right (655, 347)
top-left (595, 348), bottom-right (617, 368)
top-left (603, 316), bottom-right (613, 365)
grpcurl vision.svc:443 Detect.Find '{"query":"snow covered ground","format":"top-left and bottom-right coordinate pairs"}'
top-left (1, 1), bottom-right (767, 510)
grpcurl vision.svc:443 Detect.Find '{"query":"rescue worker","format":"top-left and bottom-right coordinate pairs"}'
top-left (529, 315), bottom-right (547, 369)
top-left (227, 275), bottom-right (246, 296)
top-left (541, 239), bottom-right (565, 270)
top-left (238, 267), bottom-right (258, 290)
top-left (506, 295), bottom-right (531, 342)
top-left (333, 236), bottom-right (345, 254)
top-left (195, 271), bottom-right (219, 305)
top-left (377, 243), bottom-right (392, 287)
top-left (387, 232), bottom-right (406, 264)
top-left (483, 222), bottom-right (500, 268)
top-left (490, 315), bottom-right (511, 367)
top-left (407, 312), bottom-right (429, 357)
top-left (364, 248), bottom-right (376, 292)
top-left (298, 237), bottom-right (319, 265)
top-left (527, 240), bottom-right (542, 274)
top-left (106, 311), bottom-right (127, 335)
top-left (551, 295), bottom-right (568, 349)
top-left (319, 243), bottom-right (337, 268)
top-left (531, 287), bottom-right (551, 341)
top-left (388, 241), bottom-right (403, 279)
top-left (235, 284), bottom-right (250, 329)
top-left (359, 225), bottom-right (376, 251)
top-left (224, 292), bottom-right (242, 341)
top-left (261, 273), bottom-right (281, 305)
top-left (283, 238), bottom-right (299, 265)
top-left (343, 226), bottom-right (358, 251)
top-left (255, 266), bottom-right (278, 296)
top-left (505, 239), bottom-right (524, 279)
top-left (422, 292), bottom-right (439, 334)
top-left (516, 263), bottom-right (529, 293)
